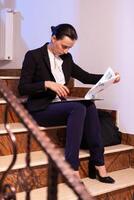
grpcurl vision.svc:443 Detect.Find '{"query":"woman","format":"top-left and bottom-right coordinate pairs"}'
top-left (18, 23), bottom-right (120, 183)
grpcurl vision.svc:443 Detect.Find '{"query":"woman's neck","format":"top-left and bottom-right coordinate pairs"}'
top-left (48, 43), bottom-right (56, 55)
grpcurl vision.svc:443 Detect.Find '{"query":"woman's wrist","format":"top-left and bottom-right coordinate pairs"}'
top-left (44, 81), bottom-right (51, 90)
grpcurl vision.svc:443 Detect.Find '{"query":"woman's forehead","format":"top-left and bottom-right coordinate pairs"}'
top-left (59, 36), bottom-right (76, 47)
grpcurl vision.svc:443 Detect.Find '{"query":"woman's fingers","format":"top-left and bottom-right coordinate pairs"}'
top-left (45, 81), bottom-right (70, 97)
top-left (62, 85), bottom-right (70, 95)
top-left (113, 73), bottom-right (120, 83)
top-left (56, 85), bottom-right (69, 97)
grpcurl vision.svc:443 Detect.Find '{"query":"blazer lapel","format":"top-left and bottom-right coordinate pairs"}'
top-left (41, 43), bottom-right (51, 70)
top-left (41, 43), bottom-right (55, 81)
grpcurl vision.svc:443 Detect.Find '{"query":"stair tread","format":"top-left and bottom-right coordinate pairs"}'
top-left (0, 144), bottom-right (133, 172)
top-left (16, 168), bottom-right (134, 199)
top-left (0, 98), bottom-right (7, 104)
top-left (0, 76), bottom-right (19, 79)
top-left (0, 97), bottom-right (27, 105)
top-left (0, 122), bottom-right (66, 134)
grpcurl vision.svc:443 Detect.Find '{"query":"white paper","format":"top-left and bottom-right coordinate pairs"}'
top-left (84, 67), bottom-right (118, 99)
top-left (52, 67), bottom-right (118, 103)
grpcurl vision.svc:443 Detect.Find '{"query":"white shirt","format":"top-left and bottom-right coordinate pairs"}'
top-left (47, 48), bottom-right (65, 85)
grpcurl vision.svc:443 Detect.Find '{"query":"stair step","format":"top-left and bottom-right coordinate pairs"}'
top-left (0, 97), bottom-right (27, 105)
top-left (16, 168), bottom-right (134, 199)
top-left (0, 122), bottom-right (66, 134)
top-left (0, 144), bottom-right (133, 172)
top-left (0, 122), bottom-right (66, 155)
top-left (0, 98), bottom-right (27, 123)
top-left (0, 78), bottom-right (20, 98)
top-left (0, 98), bottom-right (7, 104)
top-left (0, 76), bottom-right (19, 80)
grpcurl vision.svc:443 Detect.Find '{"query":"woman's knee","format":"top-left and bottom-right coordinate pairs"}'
top-left (71, 102), bottom-right (87, 116)
top-left (86, 102), bottom-right (98, 115)
top-left (89, 101), bottom-right (96, 109)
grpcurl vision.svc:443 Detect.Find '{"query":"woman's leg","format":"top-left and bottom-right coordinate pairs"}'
top-left (31, 102), bottom-right (86, 170)
top-left (82, 101), bottom-right (104, 166)
top-left (82, 101), bottom-right (115, 183)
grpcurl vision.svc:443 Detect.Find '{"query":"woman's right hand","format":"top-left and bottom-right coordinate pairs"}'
top-left (45, 81), bottom-right (70, 98)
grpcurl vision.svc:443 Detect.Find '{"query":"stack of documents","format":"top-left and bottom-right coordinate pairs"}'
top-left (52, 67), bottom-right (119, 103)
top-left (84, 67), bottom-right (119, 99)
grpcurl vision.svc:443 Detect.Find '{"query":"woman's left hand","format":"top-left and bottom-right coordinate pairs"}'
top-left (113, 72), bottom-right (120, 83)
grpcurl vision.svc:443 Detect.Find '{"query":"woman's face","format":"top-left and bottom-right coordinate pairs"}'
top-left (51, 35), bottom-right (76, 56)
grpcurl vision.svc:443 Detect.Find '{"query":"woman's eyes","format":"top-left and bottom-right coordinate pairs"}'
top-left (61, 45), bottom-right (69, 49)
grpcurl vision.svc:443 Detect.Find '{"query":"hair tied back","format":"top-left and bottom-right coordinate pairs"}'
top-left (51, 26), bottom-right (56, 33)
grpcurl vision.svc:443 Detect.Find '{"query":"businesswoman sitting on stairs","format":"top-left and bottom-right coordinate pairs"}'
top-left (18, 23), bottom-right (120, 183)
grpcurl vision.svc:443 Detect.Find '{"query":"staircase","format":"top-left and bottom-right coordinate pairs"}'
top-left (0, 69), bottom-right (134, 200)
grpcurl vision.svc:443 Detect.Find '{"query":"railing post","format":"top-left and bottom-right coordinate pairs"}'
top-left (47, 158), bottom-right (59, 200)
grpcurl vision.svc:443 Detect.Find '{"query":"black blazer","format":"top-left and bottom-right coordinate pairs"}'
top-left (18, 43), bottom-right (102, 112)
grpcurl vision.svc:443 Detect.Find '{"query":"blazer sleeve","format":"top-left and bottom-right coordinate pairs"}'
top-left (70, 54), bottom-right (103, 84)
top-left (18, 51), bottom-right (45, 96)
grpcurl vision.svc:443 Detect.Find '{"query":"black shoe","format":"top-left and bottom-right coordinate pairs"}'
top-left (88, 162), bottom-right (115, 184)
top-left (95, 169), bottom-right (115, 184)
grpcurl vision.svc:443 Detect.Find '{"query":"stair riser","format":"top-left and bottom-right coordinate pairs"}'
top-left (0, 166), bottom-right (48, 193)
top-left (122, 133), bottom-right (134, 146)
top-left (122, 133), bottom-right (134, 168)
top-left (0, 79), bottom-right (20, 97)
top-left (0, 129), bottom-right (65, 155)
top-left (0, 133), bottom-right (42, 155)
top-left (0, 104), bottom-right (20, 123)
top-left (131, 149), bottom-right (134, 168)
top-left (0, 102), bottom-right (117, 124)
top-left (0, 69), bottom-right (21, 76)
top-left (97, 186), bottom-right (134, 200)
top-left (80, 150), bottom-right (131, 177)
top-left (0, 150), bottom-right (132, 193)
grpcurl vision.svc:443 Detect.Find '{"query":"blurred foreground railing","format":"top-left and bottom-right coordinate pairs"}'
top-left (0, 79), bottom-right (95, 200)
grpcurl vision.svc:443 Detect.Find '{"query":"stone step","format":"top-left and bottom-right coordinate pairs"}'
top-left (0, 76), bottom-right (19, 80)
top-left (0, 122), bottom-right (66, 155)
top-left (0, 144), bottom-right (133, 192)
top-left (0, 144), bottom-right (133, 173)
top-left (0, 76), bottom-right (20, 98)
top-left (16, 168), bottom-right (134, 200)
top-left (0, 122), bottom-right (66, 135)
top-left (0, 97), bottom-right (27, 105)
top-left (0, 97), bottom-right (27, 123)
top-left (0, 69), bottom-right (21, 77)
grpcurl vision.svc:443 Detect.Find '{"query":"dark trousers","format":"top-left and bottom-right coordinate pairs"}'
top-left (31, 101), bottom-right (104, 170)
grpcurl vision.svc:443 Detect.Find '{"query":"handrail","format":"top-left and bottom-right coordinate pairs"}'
top-left (0, 79), bottom-right (95, 200)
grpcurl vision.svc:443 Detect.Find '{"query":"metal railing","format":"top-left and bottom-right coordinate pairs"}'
top-left (0, 79), bottom-right (95, 200)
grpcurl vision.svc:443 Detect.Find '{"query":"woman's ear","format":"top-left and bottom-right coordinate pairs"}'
top-left (51, 35), bottom-right (57, 43)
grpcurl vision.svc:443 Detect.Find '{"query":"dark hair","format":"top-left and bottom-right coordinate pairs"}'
top-left (51, 24), bottom-right (78, 40)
